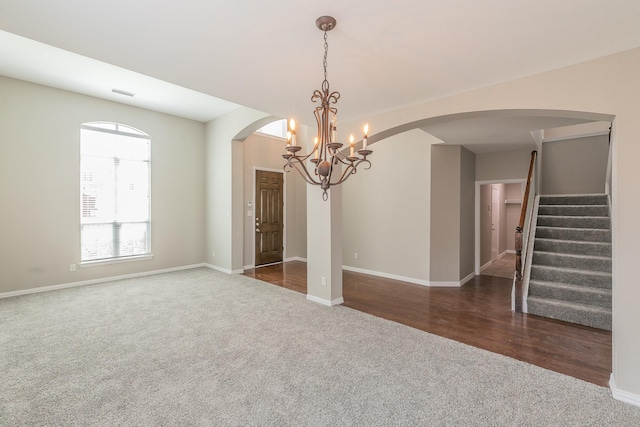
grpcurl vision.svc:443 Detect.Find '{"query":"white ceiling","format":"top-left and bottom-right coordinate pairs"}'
top-left (1, 1), bottom-right (639, 148)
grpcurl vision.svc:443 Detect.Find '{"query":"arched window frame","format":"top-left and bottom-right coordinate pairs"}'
top-left (80, 122), bottom-right (151, 264)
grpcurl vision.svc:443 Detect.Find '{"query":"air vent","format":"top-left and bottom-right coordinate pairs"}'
top-left (111, 88), bottom-right (135, 97)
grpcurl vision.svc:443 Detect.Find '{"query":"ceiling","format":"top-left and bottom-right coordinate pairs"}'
top-left (1, 1), bottom-right (639, 150)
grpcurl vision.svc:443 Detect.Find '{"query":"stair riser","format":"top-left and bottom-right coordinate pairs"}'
top-left (527, 298), bottom-right (611, 330)
top-left (528, 282), bottom-right (611, 308)
top-left (538, 205), bottom-right (608, 217)
top-left (539, 195), bottom-right (608, 206)
top-left (534, 239), bottom-right (611, 256)
top-left (537, 216), bottom-right (610, 229)
top-left (535, 227), bottom-right (611, 242)
top-left (532, 252), bottom-right (611, 273)
top-left (530, 266), bottom-right (611, 289)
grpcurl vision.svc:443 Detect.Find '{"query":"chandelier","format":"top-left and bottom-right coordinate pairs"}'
top-left (283, 16), bottom-right (372, 201)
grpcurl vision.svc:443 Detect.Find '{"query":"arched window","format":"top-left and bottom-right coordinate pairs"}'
top-left (256, 119), bottom-right (287, 139)
top-left (80, 122), bottom-right (151, 263)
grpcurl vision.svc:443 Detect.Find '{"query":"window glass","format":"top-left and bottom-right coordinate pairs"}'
top-left (80, 123), bottom-right (151, 262)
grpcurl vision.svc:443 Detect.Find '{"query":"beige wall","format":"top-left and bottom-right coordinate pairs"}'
top-left (205, 107), bottom-right (270, 273)
top-left (342, 129), bottom-right (434, 283)
top-left (476, 148), bottom-right (532, 182)
top-left (542, 134), bottom-right (609, 194)
top-left (430, 145), bottom-right (461, 282)
top-left (459, 147), bottom-right (476, 279)
top-left (0, 76), bottom-right (206, 292)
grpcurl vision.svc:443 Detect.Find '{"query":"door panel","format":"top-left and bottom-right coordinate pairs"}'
top-left (255, 170), bottom-right (284, 266)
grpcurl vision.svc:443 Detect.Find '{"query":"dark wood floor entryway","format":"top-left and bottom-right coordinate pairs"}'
top-left (244, 261), bottom-right (612, 387)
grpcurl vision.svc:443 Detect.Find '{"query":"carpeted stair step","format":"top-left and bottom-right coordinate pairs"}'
top-left (527, 296), bottom-right (611, 330)
top-left (538, 204), bottom-right (608, 217)
top-left (534, 238), bottom-right (611, 257)
top-left (539, 195), bottom-right (608, 205)
top-left (537, 215), bottom-right (610, 229)
top-left (532, 251), bottom-right (611, 273)
top-left (528, 280), bottom-right (611, 308)
top-left (535, 226), bottom-right (610, 243)
top-left (530, 265), bottom-right (611, 289)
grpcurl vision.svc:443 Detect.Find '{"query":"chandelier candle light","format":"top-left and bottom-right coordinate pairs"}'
top-left (283, 16), bottom-right (372, 201)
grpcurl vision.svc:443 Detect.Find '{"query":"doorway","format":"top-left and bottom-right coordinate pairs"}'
top-left (475, 180), bottom-right (524, 277)
top-left (254, 170), bottom-right (284, 266)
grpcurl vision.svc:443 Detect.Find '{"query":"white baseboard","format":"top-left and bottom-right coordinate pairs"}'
top-left (610, 374), bottom-right (640, 408)
top-left (306, 294), bottom-right (344, 306)
top-left (0, 263), bottom-right (207, 299)
top-left (342, 265), bottom-right (430, 287)
top-left (204, 264), bottom-right (243, 274)
top-left (285, 256), bottom-right (307, 262)
top-left (342, 265), bottom-right (476, 287)
top-left (243, 257), bottom-right (307, 271)
top-left (480, 260), bottom-right (494, 272)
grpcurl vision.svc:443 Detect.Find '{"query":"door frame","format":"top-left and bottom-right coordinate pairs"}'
top-left (474, 178), bottom-right (525, 275)
top-left (491, 185), bottom-right (500, 261)
top-left (252, 167), bottom-right (286, 268)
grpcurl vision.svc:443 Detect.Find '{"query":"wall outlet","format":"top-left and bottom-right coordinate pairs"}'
top-left (212, 251), bottom-right (216, 257)
top-left (69, 264), bottom-right (76, 272)
top-left (321, 276), bottom-right (327, 286)
top-left (354, 252), bottom-right (358, 259)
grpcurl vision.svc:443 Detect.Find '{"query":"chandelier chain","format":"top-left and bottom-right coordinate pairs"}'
top-left (323, 31), bottom-right (329, 83)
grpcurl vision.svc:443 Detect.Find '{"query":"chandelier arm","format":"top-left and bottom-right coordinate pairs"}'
top-left (285, 158), bottom-right (322, 185)
top-left (329, 158), bottom-right (372, 186)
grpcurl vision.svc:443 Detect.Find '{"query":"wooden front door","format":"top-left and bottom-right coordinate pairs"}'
top-left (255, 170), bottom-right (284, 266)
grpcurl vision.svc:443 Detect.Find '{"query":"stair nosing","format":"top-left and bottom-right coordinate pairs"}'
top-left (535, 238), bottom-right (611, 246)
top-left (527, 296), bottom-right (612, 313)
top-left (528, 279), bottom-right (612, 295)
top-left (536, 226), bottom-right (611, 232)
top-left (530, 264), bottom-right (612, 277)
top-left (532, 250), bottom-right (611, 262)
top-left (538, 215), bottom-right (609, 220)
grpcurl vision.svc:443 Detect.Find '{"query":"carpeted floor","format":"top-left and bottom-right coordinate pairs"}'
top-left (2, 268), bottom-right (639, 426)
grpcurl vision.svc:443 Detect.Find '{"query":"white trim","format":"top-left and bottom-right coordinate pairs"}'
top-left (480, 259), bottom-right (494, 272)
top-left (460, 271), bottom-right (476, 286)
top-left (0, 264), bottom-right (206, 299)
top-left (541, 129), bottom-right (609, 143)
top-left (342, 265), bottom-right (430, 287)
top-left (80, 254), bottom-right (153, 267)
top-left (610, 374), bottom-right (640, 408)
top-left (285, 256), bottom-right (307, 262)
top-left (429, 281), bottom-right (462, 287)
top-left (203, 263), bottom-right (243, 274)
top-left (306, 294), bottom-right (344, 306)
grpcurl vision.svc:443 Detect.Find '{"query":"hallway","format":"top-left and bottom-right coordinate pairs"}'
top-left (481, 252), bottom-right (517, 279)
top-left (244, 261), bottom-right (612, 387)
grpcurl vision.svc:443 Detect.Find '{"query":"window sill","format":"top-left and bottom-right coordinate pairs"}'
top-left (80, 254), bottom-right (153, 268)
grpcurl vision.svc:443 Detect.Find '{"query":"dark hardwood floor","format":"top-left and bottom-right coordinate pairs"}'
top-left (243, 261), bottom-right (612, 387)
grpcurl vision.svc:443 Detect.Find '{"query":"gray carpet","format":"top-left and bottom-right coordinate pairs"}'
top-left (528, 194), bottom-right (612, 330)
top-left (1, 268), bottom-right (638, 426)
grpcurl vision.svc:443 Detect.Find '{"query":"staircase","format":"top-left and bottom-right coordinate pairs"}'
top-left (527, 194), bottom-right (612, 330)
